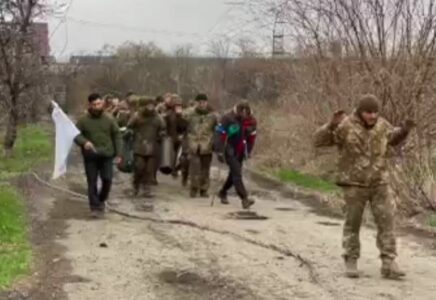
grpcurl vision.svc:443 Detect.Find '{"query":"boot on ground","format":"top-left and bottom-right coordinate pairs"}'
top-left (218, 191), bottom-right (229, 205)
top-left (182, 176), bottom-right (188, 187)
top-left (381, 259), bottom-right (406, 280)
top-left (344, 258), bottom-right (359, 278)
top-left (241, 197), bottom-right (255, 209)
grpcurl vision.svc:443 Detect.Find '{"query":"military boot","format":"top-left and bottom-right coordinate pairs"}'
top-left (133, 185), bottom-right (140, 197)
top-left (344, 258), bottom-right (359, 278)
top-left (381, 259), bottom-right (406, 280)
top-left (181, 176), bottom-right (188, 187)
top-left (218, 191), bottom-right (229, 205)
top-left (241, 197), bottom-right (255, 209)
top-left (140, 201), bottom-right (154, 212)
top-left (200, 190), bottom-right (209, 198)
top-left (142, 190), bottom-right (155, 199)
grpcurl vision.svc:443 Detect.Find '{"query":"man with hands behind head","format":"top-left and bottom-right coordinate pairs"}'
top-left (314, 94), bottom-right (415, 280)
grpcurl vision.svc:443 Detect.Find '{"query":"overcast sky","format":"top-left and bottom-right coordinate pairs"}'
top-left (46, 0), bottom-right (273, 60)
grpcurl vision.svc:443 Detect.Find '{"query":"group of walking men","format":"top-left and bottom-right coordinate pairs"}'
top-left (75, 90), bottom-right (415, 280)
top-left (74, 92), bottom-right (257, 217)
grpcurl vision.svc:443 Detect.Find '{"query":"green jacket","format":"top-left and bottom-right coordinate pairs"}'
top-left (184, 107), bottom-right (218, 155)
top-left (127, 111), bottom-right (166, 156)
top-left (314, 113), bottom-right (408, 187)
top-left (75, 112), bottom-right (122, 158)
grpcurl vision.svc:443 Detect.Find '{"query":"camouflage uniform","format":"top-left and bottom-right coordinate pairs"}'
top-left (156, 93), bottom-right (173, 116)
top-left (115, 101), bottom-right (132, 128)
top-left (314, 113), bottom-right (408, 261)
top-left (127, 95), bottom-right (140, 113)
top-left (184, 106), bottom-right (217, 196)
top-left (127, 99), bottom-right (166, 196)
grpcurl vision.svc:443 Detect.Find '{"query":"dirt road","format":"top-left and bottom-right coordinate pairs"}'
top-left (14, 163), bottom-right (436, 300)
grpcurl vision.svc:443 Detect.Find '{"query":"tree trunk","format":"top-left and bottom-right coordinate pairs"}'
top-left (3, 95), bottom-right (18, 157)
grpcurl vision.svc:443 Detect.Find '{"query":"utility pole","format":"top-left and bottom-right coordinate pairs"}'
top-left (272, 9), bottom-right (285, 58)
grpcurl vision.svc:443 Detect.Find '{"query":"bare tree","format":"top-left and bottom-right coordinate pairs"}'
top-left (0, 0), bottom-right (48, 156)
top-left (208, 38), bottom-right (232, 108)
top-left (235, 37), bottom-right (259, 58)
top-left (172, 44), bottom-right (194, 96)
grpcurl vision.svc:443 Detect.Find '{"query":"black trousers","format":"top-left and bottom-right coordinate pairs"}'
top-left (83, 156), bottom-right (113, 211)
top-left (220, 154), bottom-right (248, 200)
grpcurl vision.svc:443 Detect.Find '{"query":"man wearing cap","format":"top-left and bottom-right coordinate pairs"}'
top-left (156, 92), bottom-right (173, 115)
top-left (314, 94), bottom-right (415, 280)
top-left (75, 93), bottom-right (122, 218)
top-left (214, 101), bottom-right (257, 209)
top-left (127, 97), bottom-right (166, 199)
top-left (184, 93), bottom-right (218, 198)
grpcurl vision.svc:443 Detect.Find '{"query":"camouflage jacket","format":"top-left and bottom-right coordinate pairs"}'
top-left (314, 113), bottom-right (407, 187)
top-left (184, 107), bottom-right (218, 155)
top-left (116, 109), bottom-right (132, 128)
top-left (156, 103), bottom-right (171, 116)
top-left (127, 111), bottom-right (166, 156)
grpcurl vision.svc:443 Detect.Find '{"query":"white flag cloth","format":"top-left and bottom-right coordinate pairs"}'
top-left (51, 101), bottom-right (80, 179)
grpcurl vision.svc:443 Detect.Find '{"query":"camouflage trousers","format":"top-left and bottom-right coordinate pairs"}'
top-left (342, 185), bottom-right (397, 260)
top-left (133, 155), bottom-right (156, 193)
top-left (189, 153), bottom-right (212, 192)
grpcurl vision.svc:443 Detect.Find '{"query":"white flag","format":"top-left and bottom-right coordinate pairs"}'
top-left (51, 101), bottom-right (80, 179)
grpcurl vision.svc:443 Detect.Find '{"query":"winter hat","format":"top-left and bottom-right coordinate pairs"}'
top-left (356, 94), bottom-right (380, 114)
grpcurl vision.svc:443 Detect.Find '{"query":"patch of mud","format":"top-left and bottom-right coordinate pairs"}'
top-left (247, 169), bottom-right (345, 219)
top-left (317, 221), bottom-right (341, 227)
top-left (226, 211), bottom-right (269, 221)
top-left (157, 268), bottom-right (258, 300)
top-left (158, 270), bottom-right (207, 285)
top-left (275, 207), bottom-right (297, 212)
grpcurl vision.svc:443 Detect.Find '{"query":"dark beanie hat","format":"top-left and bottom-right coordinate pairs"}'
top-left (356, 94), bottom-right (380, 114)
top-left (195, 93), bottom-right (208, 101)
top-left (236, 100), bottom-right (251, 113)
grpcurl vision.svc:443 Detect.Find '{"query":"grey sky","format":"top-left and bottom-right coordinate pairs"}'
top-left (48, 0), bottom-right (270, 60)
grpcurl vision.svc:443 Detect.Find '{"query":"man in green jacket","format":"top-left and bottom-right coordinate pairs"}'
top-left (75, 93), bottom-right (122, 218)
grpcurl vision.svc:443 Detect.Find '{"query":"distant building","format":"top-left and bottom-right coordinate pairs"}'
top-left (31, 22), bottom-right (50, 60)
top-left (70, 55), bottom-right (117, 65)
top-left (0, 22), bottom-right (50, 61)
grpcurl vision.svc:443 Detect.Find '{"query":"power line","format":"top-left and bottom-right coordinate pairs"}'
top-left (58, 19), bottom-right (69, 57)
top-left (207, 3), bottom-right (238, 34)
top-left (49, 0), bottom-right (74, 39)
top-left (58, 16), bottom-right (210, 38)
